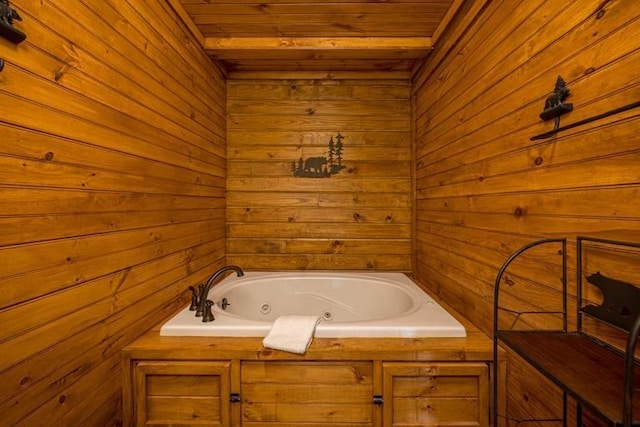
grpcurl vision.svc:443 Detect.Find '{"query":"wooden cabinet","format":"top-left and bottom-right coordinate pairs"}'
top-left (122, 326), bottom-right (495, 426)
top-left (382, 362), bottom-right (489, 427)
top-left (131, 361), bottom-right (232, 426)
top-left (125, 358), bottom-right (490, 426)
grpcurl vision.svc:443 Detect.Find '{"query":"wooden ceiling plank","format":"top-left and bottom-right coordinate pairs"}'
top-left (225, 70), bottom-right (413, 80)
top-left (197, 23), bottom-right (441, 38)
top-left (220, 59), bottom-right (418, 72)
top-left (180, 0), bottom-right (452, 4)
top-left (209, 51), bottom-right (430, 62)
top-left (173, 0), bottom-right (458, 76)
top-left (183, 5), bottom-right (451, 15)
top-left (204, 37), bottom-right (433, 50)
top-left (191, 14), bottom-right (445, 25)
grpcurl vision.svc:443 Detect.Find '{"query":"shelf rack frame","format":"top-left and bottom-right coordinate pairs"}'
top-left (493, 236), bottom-right (640, 427)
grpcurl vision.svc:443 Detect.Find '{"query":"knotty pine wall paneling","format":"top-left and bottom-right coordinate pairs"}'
top-left (227, 79), bottom-right (412, 271)
top-left (412, 0), bottom-right (640, 424)
top-left (0, 0), bottom-right (226, 424)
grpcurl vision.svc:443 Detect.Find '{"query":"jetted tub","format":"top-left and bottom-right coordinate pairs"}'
top-left (160, 271), bottom-right (466, 338)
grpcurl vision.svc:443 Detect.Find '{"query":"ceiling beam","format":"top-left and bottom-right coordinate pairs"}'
top-left (204, 37), bottom-right (433, 51)
top-left (226, 70), bottom-right (413, 80)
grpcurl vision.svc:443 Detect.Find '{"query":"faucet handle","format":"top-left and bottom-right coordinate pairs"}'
top-left (188, 286), bottom-right (199, 311)
top-left (194, 283), bottom-right (205, 317)
top-left (202, 300), bottom-right (215, 323)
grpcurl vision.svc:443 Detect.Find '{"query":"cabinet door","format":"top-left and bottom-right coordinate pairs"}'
top-left (241, 361), bottom-right (374, 425)
top-left (382, 362), bottom-right (489, 427)
top-left (133, 361), bottom-right (231, 426)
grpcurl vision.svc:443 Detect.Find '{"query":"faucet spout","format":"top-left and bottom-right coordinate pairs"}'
top-left (195, 265), bottom-right (244, 319)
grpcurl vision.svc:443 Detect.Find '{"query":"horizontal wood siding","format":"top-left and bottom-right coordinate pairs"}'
top-left (227, 79), bottom-right (412, 270)
top-left (382, 362), bottom-right (489, 427)
top-left (412, 0), bottom-right (640, 424)
top-left (241, 361), bottom-right (374, 424)
top-left (0, 0), bottom-right (226, 424)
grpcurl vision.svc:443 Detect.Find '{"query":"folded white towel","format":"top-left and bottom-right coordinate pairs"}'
top-left (262, 315), bottom-right (321, 354)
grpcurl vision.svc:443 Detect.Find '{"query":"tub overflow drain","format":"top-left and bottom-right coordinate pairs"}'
top-left (322, 310), bottom-right (333, 321)
top-left (260, 303), bottom-right (271, 314)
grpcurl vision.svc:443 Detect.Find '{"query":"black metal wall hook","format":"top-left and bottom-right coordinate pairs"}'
top-left (0, 58), bottom-right (4, 72)
top-left (531, 74), bottom-right (640, 140)
top-left (0, 0), bottom-right (26, 44)
top-left (540, 76), bottom-right (573, 120)
top-left (534, 76), bottom-right (574, 139)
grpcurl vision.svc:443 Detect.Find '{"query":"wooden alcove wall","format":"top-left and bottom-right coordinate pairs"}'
top-left (0, 1), bottom-right (226, 425)
top-left (226, 78), bottom-right (412, 271)
top-left (413, 0), bottom-right (640, 423)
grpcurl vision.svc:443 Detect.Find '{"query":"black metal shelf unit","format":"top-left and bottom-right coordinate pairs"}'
top-left (493, 236), bottom-right (640, 427)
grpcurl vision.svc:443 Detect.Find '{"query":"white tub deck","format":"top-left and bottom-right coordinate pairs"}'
top-left (161, 271), bottom-right (466, 338)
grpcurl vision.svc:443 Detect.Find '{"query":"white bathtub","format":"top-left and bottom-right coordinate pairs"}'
top-left (160, 271), bottom-right (466, 338)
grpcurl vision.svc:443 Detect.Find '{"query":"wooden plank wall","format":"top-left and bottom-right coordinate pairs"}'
top-left (412, 0), bottom-right (640, 424)
top-left (226, 79), bottom-right (412, 271)
top-left (0, 0), bottom-right (226, 424)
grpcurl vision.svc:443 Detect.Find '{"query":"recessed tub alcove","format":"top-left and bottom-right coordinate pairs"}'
top-left (123, 272), bottom-right (497, 426)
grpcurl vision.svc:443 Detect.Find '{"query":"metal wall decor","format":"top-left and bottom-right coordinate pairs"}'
top-left (530, 75), bottom-right (574, 140)
top-left (0, 0), bottom-right (26, 44)
top-left (530, 75), bottom-right (640, 140)
top-left (292, 133), bottom-right (347, 178)
top-left (539, 76), bottom-right (573, 121)
top-left (581, 272), bottom-right (640, 331)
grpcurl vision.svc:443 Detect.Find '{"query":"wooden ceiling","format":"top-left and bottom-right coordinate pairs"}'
top-left (173, 0), bottom-right (462, 78)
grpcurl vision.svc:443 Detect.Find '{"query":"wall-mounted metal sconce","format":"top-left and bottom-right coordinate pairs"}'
top-left (0, 0), bottom-right (26, 44)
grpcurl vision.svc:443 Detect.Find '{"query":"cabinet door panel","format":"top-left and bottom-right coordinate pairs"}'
top-left (241, 361), bottom-right (374, 425)
top-left (147, 373), bottom-right (221, 396)
top-left (383, 362), bottom-right (489, 427)
top-left (392, 397), bottom-right (480, 424)
top-left (146, 396), bottom-right (222, 423)
top-left (134, 361), bottom-right (231, 426)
